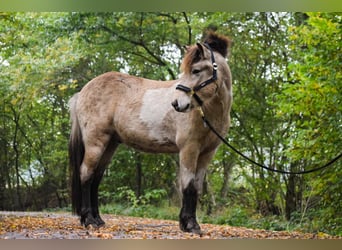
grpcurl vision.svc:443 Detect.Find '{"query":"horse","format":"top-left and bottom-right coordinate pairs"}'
top-left (68, 32), bottom-right (232, 234)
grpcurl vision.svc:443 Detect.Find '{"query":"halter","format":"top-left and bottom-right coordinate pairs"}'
top-left (176, 43), bottom-right (218, 106)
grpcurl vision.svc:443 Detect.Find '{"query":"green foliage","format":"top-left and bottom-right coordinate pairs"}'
top-left (204, 206), bottom-right (251, 227)
top-left (278, 12), bottom-right (341, 161)
top-left (100, 202), bottom-right (180, 221)
top-left (99, 187), bottom-right (173, 220)
top-left (113, 186), bottom-right (167, 208)
top-left (274, 12), bottom-right (342, 233)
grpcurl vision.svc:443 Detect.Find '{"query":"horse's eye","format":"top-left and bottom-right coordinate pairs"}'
top-left (192, 69), bottom-right (201, 75)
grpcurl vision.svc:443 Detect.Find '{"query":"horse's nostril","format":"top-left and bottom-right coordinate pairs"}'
top-left (171, 100), bottom-right (179, 110)
top-left (172, 100), bottom-right (190, 112)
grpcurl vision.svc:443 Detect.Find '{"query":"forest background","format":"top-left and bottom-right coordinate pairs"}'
top-left (0, 12), bottom-right (341, 236)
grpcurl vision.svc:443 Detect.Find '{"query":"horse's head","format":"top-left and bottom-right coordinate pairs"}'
top-left (172, 32), bottom-right (231, 112)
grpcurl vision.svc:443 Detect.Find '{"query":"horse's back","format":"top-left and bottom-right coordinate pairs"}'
top-left (76, 71), bottom-right (154, 118)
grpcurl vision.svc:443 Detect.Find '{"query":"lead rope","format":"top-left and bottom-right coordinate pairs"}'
top-left (198, 107), bottom-right (342, 175)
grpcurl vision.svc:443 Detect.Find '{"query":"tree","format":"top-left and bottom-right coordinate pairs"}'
top-left (0, 12), bottom-right (85, 209)
top-left (275, 12), bottom-right (342, 232)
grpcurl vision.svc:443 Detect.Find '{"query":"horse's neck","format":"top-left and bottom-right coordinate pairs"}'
top-left (208, 81), bottom-right (230, 112)
top-left (202, 81), bottom-right (231, 130)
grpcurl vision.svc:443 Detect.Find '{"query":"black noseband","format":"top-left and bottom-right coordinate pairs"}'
top-left (176, 43), bottom-right (217, 106)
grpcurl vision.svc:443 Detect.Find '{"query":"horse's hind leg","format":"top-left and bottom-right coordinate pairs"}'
top-left (90, 140), bottom-right (119, 227)
top-left (79, 134), bottom-right (112, 228)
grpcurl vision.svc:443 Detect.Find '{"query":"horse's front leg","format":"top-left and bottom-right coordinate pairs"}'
top-left (194, 150), bottom-right (217, 198)
top-left (179, 149), bottom-right (217, 235)
top-left (179, 146), bottom-right (201, 234)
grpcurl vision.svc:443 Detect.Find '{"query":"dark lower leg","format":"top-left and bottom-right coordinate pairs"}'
top-left (80, 177), bottom-right (97, 227)
top-left (179, 179), bottom-right (201, 234)
top-left (91, 172), bottom-right (105, 227)
top-left (89, 141), bottom-right (118, 227)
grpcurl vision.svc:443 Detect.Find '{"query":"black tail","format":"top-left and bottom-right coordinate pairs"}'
top-left (68, 94), bottom-right (84, 216)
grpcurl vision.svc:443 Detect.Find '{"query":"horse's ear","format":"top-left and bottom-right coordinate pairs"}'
top-left (204, 32), bottom-right (232, 58)
top-left (181, 44), bottom-right (205, 72)
top-left (196, 43), bottom-right (205, 58)
top-left (196, 43), bottom-right (205, 56)
top-left (184, 43), bottom-right (205, 63)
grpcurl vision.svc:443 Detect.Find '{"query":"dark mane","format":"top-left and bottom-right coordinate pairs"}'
top-left (181, 32), bottom-right (232, 74)
top-left (204, 31), bottom-right (232, 58)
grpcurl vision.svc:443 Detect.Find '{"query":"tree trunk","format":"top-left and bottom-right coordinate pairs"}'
top-left (220, 157), bottom-right (235, 199)
top-left (12, 109), bottom-right (23, 210)
top-left (0, 164), bottom-right (5, 210)
top-left (0, 139), bottom-right (7, 210)
top-left (135, 152), bottom-right (142, 199)
top-left (202, 172), bottom-right (216, 216)
top-left (285, 174), bottom-right (296, 220)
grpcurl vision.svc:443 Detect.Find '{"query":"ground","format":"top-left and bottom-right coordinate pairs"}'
top-left (0, 211), bottom-right (339, 239)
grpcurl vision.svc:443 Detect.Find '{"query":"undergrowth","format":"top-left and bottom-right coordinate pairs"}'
top-left (44, 185), bottom-right (341, 236)
top-left (98, 202), bottom-right (341, 236)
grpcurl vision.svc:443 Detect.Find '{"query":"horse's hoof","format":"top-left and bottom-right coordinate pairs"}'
top-left (188, 227), bottom-right (203, 236)
top-left (95, 217), bottom-right (105, 228)
top-left (179, 217), bottom-right (202, 235)
top-left (81, 215), bottom-right (98, 228)
top-left (181, 225), bottom-right (203, 235)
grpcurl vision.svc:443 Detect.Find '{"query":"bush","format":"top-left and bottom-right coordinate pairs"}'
top-left (201, 205), bottom-right (251, 227)
top-left (99, 196), bottom-right (342, 236)
top-left (99, 201), bottom-right (179, 221)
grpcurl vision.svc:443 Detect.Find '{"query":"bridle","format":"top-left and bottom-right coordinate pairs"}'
top-left (175, 43), bottom-right (218, 106)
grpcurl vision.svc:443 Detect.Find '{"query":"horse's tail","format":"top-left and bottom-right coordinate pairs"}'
top-left (68, 93), bottom-right (84, 216)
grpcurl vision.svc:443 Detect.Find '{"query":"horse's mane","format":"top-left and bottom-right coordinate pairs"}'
top-left (204, 32), bottom-right (232, 59)
top-left (181, 32), bottom-right (232, 74)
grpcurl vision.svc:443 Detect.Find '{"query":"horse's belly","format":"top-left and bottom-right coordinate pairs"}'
top-left (125, 137), bottom-right (178, 153)
top-left (118, 128), bottom-right (179, 154)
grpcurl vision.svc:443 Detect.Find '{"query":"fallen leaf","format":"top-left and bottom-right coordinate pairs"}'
top-left (0, 212), bottom-right (340, 239)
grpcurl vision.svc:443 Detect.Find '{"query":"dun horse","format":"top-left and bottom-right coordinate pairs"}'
top-left (69, 32), bottom-right (232, 234)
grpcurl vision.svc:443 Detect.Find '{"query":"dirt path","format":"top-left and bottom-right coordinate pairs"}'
top-left (0, 211), bottom-right (339, 239)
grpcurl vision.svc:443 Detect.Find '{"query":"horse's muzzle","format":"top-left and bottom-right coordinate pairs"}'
top-left (171, 100), bottom-right (190, 112)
